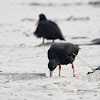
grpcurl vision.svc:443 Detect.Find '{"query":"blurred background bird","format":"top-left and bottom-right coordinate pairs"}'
top-left (34, 14), bottom-right (65, 46)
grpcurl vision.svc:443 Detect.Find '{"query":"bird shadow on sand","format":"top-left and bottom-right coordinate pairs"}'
top-left (34, 42), bottom-right (52, 47)
top-left (40, 42), bottom-right (53, 46)
top-left (34, 41), bottom-right (67, 47)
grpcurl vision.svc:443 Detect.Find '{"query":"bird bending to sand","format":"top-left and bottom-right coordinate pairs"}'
top-left (48, 43), bottom-right (79, 77)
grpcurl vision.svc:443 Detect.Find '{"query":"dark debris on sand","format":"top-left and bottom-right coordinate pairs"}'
top-left (89, 1), bottom-right (100, 6)
top-left (87, 66), bottom-right (100, 74)
top-left (91, 38), bottom-right (100, 45)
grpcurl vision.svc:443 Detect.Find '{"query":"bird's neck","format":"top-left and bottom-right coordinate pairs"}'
top-left (52, 59), bottom-right (59, 66)
top-left (40, 18), bottom-right (47, 21)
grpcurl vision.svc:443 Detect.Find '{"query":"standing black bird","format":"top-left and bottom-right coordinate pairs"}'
top-left (34, 14), bottom-right (65, 46)
top-left (48, 43), bottom-right (79, 77)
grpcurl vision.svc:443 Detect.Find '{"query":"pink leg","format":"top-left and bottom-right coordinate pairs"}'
top-left (59, 65), bottom-right (61, 76)
top-left (52, 40), bottom-right (55, 44)
top-left (38, 38), bottom-right (44, 47)
top-left (72, 64), bottom-right (75, 77)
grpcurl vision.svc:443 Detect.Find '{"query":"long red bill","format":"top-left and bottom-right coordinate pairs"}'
top-left (35, 21), bottom-right (39, 26)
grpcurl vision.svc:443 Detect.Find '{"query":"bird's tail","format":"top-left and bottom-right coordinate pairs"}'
top-left (60, 36), bottom-right (65, 41)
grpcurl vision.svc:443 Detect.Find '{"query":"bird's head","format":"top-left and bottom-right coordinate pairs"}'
top-left (35, 14), bottom-right (47, 26)
top-left (48, 60), bottom-right (57, 77)
top-left (39, 14), bottom-right (47, 21)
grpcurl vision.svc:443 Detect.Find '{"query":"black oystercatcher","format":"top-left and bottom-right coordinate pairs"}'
top-left (48, 43), bottom-right (79, 77)
top-left (34, 14), bottom-right (65, 46)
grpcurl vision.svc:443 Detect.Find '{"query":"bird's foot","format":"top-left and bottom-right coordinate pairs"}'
top-left (73, 75), bottom-right (75, 77)
top-left (38, 44), bottom-right (43, 47)
top-left (36, 42), bottom-right (44, 47)
top-left (35, 45), bottom-right (42, 47)
top-left (36, 39), bottom-right (44, 47)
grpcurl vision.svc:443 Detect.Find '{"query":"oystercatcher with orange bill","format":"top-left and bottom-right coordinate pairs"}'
top-left (48, 43), bottom-right (79, 77)
top-left (34, 14), bottom-right (65, 46)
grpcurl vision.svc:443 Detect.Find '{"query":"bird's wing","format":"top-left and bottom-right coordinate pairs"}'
top-left (64, 44), bottom-right (78, 62)
top-left (34, 21), bottom-right (54, 38)
top-left (47, 20), bottom-right (65, 40)
top-left (34, 20), bottom-right (65, 40)
top-left (48, 20), bottom-right (62, 33)
top-left (48, 45), bottom-right (69, 61)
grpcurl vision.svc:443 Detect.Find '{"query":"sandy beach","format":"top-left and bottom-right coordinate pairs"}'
top-left (0, 0), bottom-right (100, 100)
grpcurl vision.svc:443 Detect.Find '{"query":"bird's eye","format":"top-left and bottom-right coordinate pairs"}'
top-left (53, 65), bottom-right (55, 68)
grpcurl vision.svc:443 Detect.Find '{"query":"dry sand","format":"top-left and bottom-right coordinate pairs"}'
top-left (0, 0), bottom-right (100, 100)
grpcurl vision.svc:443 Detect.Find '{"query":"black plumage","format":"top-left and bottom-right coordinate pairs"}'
top-left (48, 43), bottom-right (79, 77)
top-left (34, 14), bottom-right (65, 46)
